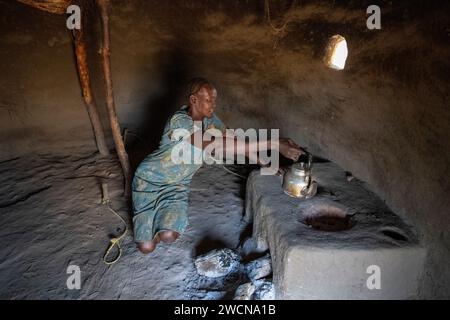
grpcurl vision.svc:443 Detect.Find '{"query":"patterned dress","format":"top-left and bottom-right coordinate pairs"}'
top-left (132, 105), bottom-right (227, 242)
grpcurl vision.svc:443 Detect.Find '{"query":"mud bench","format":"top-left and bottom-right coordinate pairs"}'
top-left (244, 162), bottom-right (425, 299)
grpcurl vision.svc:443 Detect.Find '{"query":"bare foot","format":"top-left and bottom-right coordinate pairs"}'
top-left (158, 230), bottom-right (180, 244)
top-left (136, 234), bottom-right (160, 254)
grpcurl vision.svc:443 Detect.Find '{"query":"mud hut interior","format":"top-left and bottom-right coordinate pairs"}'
top-left (0, 0), bottom-right (449, 300)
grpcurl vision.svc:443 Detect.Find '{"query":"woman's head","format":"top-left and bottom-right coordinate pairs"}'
top-left (186, 77), bottom-right (217, 119)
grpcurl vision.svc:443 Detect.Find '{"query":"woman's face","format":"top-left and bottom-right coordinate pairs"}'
top-left (192, 85), bottom-right (217, 118)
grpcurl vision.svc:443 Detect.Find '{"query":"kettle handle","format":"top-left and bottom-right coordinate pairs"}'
top-left (305, 175), bottom-right (311, 188)
top-left (295, 151), bottom-right (313, 167)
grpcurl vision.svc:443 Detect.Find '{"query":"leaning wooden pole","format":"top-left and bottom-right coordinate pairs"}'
top-left (72, 27), bottom-right (109, 156)
top-left (97, 0), bottom-right (131, 196)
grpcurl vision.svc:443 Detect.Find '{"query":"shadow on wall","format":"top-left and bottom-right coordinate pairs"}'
top-left (127, 47), bottom-right (192, 173)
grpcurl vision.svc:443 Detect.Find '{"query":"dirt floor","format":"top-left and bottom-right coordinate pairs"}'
top-left (0, 149), bottom-right (254, 299)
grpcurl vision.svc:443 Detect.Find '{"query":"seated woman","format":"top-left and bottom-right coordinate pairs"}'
top-left (132, 77), bottom-right (303, 254)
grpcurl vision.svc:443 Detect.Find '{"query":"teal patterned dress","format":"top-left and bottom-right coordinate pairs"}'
top-left (132, 105), bottom-right (227, 242)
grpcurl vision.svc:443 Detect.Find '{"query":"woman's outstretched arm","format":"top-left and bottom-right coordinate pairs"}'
top-left (189, 133), bottom-right (303, 162)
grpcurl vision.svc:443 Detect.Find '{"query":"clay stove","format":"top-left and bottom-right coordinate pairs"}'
top-left (245, 161), bottom-right (426, 299)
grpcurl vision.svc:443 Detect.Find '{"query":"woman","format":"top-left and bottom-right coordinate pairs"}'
top-left (132, 78), bottom-right (303, 253)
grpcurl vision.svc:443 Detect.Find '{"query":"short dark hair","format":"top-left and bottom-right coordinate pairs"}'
top-left (185, 77), bottom-right (214, 101)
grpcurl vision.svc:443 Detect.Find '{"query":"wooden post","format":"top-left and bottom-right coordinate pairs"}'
top-left (73, 26), bottom-right (109, 156)
top-left (16, 0), bottom-right (110, 156)
top-left (96, 0), bottom-right (131, 197)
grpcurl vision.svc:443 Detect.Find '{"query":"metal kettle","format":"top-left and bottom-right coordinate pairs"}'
top-left (282, 153), bottom-right (317, 199)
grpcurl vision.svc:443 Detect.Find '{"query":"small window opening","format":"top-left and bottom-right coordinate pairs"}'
top-left (324, 35), bottom-right (348, 70)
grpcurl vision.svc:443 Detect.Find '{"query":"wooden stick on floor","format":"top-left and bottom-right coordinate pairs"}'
top-left (96, 0), bottom-right (131, 197)
top-left (72, 25), bottom-right (109, 156)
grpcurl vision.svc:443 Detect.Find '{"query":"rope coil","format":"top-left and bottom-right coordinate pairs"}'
top-left (103, 202), bottom-right (128, 265)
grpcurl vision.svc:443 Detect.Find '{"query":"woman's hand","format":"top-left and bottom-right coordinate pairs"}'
top-left (279, 138), bottom-right (304, 161)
